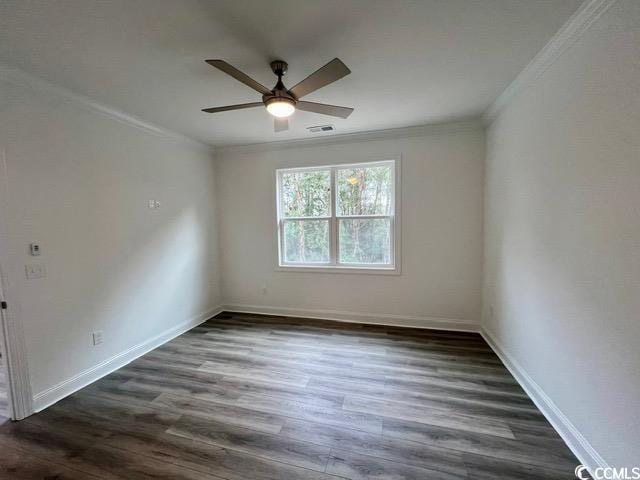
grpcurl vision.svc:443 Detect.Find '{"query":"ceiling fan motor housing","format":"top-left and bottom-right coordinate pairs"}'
top-left (264, 60), bottom-right (297, 107)
top-left (270, 60), bottom-right (288, 77)
top-left (263, 91), bottom-right (296, 105)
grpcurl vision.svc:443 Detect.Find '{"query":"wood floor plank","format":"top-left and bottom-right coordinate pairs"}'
top-left (350, 356), bottom-right (508, 377)
top-left (461, 452), bottom-right (572, 480)
top-left (154, 342), bottom-right (256, 363)
top-left (199, 360), bottom-right (311, 386)
top-left (307, 375), bottom-right (537, 411)
top-left (507, 421), bottom-right (569, 441)
top-left (54, 392), bottom-right (181, 430)
top-left (152, 392), bottom-right (286, 433)
top-left (0, 419), bottom-right (98, 467)
top-left (343, 395), bottom-right (515, 439)
top-left (167, 415), bottom-right (332, 472)
top-left (102, 428), bottom-right (346, 480)
top-left (138, 348), bottom-right (211, 368)
top-left (122, 372), bottom-right (236, 399)
top-left (75, 443), bottom-right (228, 480)
top-left (384, 373), bottom-right (497, 393)
top-left (382, 417), bottom-right (577, 471)
top-left (215, 375), bottom-right (345, 409)
top-left (326, 449), bottom-right (466, 480)
top-left (123, 357), bottom-right (217, 380)
top-left (233, 391), bottom-right (384, 434)
top-left (80, 376), bottom-right (164, 408)
top-left (280, 418), bottom-right (467, 477)
top-left (25, 406), bottom-right (146, 442)
top-left (357, 392), bottom-right (546, 427)
top-left (198, 350), bottom-right (390, 384)
top-left (0, 444), bottom-right (102, 480)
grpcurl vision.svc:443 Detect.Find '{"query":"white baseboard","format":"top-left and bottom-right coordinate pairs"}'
top-left (32, 305), bottom-right (223, 412)
top-left (480, 326), bottom-right (608, 476)
top-left (221, 304), bottom-right (478, 332)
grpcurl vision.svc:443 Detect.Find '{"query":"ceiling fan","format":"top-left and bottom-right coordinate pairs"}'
top-left (202, 58), bottom-right (354, 132)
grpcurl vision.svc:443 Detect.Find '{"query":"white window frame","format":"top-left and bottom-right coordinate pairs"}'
top-left (276, 159), bottom-right (400, 274)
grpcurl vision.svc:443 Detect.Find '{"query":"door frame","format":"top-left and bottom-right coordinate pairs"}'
top-left (0, 147), bottom-right (33, 420)
top-left (0, 269), bottom-right (33, 420)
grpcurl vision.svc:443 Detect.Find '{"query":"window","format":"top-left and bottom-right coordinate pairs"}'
top-left (276, 160), bottom-right (397, 271)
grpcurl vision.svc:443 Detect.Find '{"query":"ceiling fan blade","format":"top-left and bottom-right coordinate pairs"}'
top-left (205, 60), bottom-right (271, 95)
top-left (297, 101), bottom-right (354, 119)
top-left (274, 117), bottom-right (289, 132)
top-left (202, 102), bottom-right (263, 113)
top-left (289, 58), bottom-right (351, 99)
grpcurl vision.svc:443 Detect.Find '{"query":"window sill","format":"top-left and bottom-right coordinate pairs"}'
top-left (275, 265), bottom-right (401, 275)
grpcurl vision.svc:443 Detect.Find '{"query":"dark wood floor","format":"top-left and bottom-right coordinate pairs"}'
top-left (0, 312), bottom-right (580, 479)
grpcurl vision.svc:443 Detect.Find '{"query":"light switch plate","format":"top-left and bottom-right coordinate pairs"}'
top-left (25, 264), bottom-right (46, 279)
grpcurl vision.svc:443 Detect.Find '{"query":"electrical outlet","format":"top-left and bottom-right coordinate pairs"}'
top-left (25, 264), bottom-right (46, 279)
top-left (92, 331), bottom-right (104, 346)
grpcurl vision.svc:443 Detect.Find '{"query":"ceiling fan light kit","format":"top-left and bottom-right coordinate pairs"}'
top-left (265, 97), bottom-right (296, 118)
top-left (202, 58), bottom-right (353, 132)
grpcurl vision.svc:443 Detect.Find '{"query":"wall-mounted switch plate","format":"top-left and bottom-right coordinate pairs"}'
top-left (92, 331), bottom-right (104, 346)
top-left (30, 243), bottom-right (41, 256)
top-left (25, 264), bottom-right (46, 279)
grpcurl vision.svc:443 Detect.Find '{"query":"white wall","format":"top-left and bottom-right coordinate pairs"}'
top-left (483, 0), bottom-right (639, 469)
top-left (0, 75), bottom-right (221, 405)
top-left (215, 123), bottom-right (485, 330)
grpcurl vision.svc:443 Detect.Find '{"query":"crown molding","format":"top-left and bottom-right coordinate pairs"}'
top-left (215, 118), bottom-right (483, 156)
top-left (0, 63), bottom-right (213, 153)
top-left (483, 0), bottom-right (618, 125)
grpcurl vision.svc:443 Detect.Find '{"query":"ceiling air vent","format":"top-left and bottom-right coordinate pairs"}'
top-left (307, 124), bottom-right (336, 133)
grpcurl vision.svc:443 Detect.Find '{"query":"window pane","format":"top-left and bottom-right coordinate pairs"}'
top-left (339, 218), bottom-right (391, 264)
top-left (283, 220), bottom-right (330, 263)
top-left (337, 164), bottom-right (392, 216)
top-left (281, 170), bottom-right (330, 217)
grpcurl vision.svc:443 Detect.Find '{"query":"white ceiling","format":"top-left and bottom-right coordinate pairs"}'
top-left (0, 0), bottom-right (583, 147)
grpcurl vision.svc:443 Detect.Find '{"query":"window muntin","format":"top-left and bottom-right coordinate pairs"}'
top-left (277, 160), bottom-right (396, 270)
